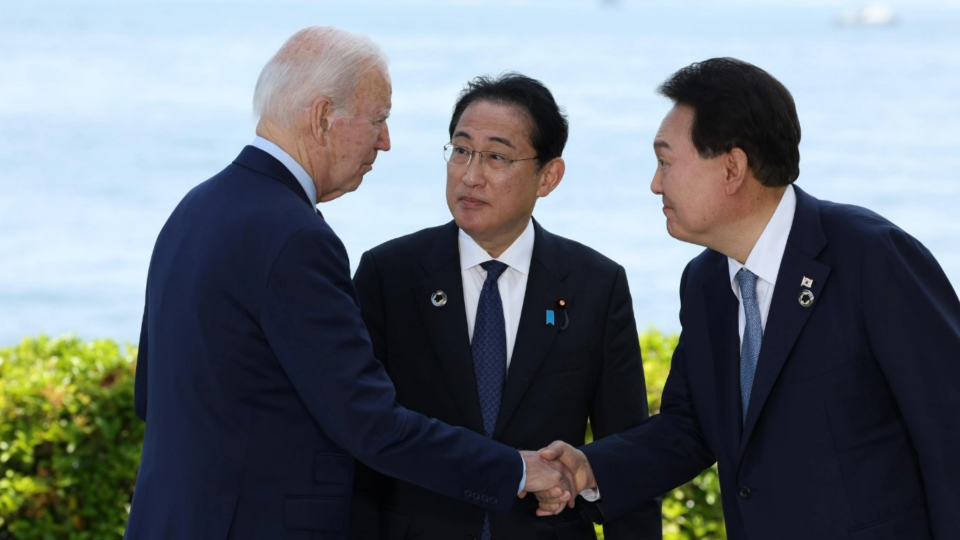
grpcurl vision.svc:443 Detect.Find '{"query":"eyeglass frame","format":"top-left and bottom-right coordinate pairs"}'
top-left (442, 143), bottom-right (539, 172)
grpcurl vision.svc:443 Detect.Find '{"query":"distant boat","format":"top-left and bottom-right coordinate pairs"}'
top-left (838, 4), bottom-right (898, 26)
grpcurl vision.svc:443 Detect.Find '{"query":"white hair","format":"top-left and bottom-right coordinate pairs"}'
top-left (253, 26), bottom-right (388, 127)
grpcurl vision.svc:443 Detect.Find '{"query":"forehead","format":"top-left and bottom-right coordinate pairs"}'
top-left (654, 104), bottom-right (695, 149)
top-left (453, 100), bottom-right (534, 149)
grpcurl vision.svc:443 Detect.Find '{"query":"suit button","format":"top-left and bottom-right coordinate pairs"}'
top-left (465, 490), bottom-right (473, 498)
top-left (474, 493), bottom-right (481, 500)
top-left (491, 497), bottom-right (498, 504)
top-left (739, 486), bottom-right (752, 498)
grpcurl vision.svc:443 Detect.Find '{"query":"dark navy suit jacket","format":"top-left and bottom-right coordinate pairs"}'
top-left (125, 147), bottom-right (523, 540)
top-left (582, 186), bottom-right (960, 540)
top-left (348, 221), bottom-right (661, 540)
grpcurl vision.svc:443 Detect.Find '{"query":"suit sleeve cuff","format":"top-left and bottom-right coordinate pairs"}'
top-left (518, 453), bottom-right (527, 495)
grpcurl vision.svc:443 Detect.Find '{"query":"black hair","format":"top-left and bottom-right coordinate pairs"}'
top-left (658, 57), bottom-right (801, 187)
top-left (449, 72), bottom-right (568, 169)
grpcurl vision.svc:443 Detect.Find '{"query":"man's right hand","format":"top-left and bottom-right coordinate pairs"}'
top-left (535, 441), bottom-right (596, 516)
top-left (519, 450), bottom-right (575, 506)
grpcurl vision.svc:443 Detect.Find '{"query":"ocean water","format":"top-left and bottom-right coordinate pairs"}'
top-left (1, 0), bottom-right (959, 345)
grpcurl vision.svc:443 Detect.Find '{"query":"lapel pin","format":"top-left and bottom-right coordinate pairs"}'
top-left (430, 290), bottom-right (447, 307)
top-left (555, 298), bottom-right (570, 330)
top-left (546, 310), bottom-right (555, 325)
top-left (801, 276), bottom-right (814, 288)
top-left (798, 289), bottom-right (815, 308)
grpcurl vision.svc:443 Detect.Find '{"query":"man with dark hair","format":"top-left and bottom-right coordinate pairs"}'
top-left (349, 72), bottom-right (661, 540)
top-left (537, 58), bottom-right (960, 539)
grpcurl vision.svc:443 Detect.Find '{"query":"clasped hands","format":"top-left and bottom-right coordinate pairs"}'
top-left (519, 441), bottom-right (596, 517)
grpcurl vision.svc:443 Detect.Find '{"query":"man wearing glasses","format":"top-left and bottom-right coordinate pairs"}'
top-left (348, 73), bottom-right (661, 540)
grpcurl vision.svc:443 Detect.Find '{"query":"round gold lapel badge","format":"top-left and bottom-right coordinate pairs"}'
top-left (798, 289), bottom-right (815, 308)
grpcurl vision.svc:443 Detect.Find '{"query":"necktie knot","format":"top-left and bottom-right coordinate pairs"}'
top-left (736, 268), bottom-right (759, 301)
top-left (481, 260), bottom-right (508, 282)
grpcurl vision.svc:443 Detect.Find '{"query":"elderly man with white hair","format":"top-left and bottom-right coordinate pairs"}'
top-left (124, 26), bottom-right (573, 540)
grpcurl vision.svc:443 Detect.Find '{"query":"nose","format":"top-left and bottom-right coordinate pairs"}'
top-left (376, 122), bottom-right (391, 152)
top-left (461, 153), bottom-right (485, 188)
top-left (650, 169), bottom-right (663, 195)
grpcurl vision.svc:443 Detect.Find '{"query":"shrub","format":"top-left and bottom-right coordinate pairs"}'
top-left (1, 332), bottom-right (723, 539)
top-left (0, 335), bottom-right (142, 540)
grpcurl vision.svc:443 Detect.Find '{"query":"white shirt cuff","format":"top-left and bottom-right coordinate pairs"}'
top-left (580, 487), bottom-right (600, 501)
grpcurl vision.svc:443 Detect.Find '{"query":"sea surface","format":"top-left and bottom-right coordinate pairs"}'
top-left (2, 0), bottom-right (959, 345)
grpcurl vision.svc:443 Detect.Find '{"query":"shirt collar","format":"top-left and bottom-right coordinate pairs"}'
top-left (459, 218), bottom-right (535, 274)
top-left (728, 184), bottom-right (797, 287)
top-left (251, 136), bottom-right (317, 206)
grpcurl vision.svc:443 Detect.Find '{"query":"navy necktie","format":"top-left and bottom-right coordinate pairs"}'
top-left (737, 268), bottom-right (763, 424)
top-left (473, 260), bottom-right (508, 540)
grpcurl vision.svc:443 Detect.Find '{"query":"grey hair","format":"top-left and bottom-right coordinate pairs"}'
top-left (253, 26), bottom-right (388, 127)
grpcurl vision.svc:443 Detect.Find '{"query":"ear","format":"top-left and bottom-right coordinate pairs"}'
top-left (310, 96), bottom-right (335, 146)
top-left (536, 157), bottom-right (565, 198)
top-left (722, 147), bottom-right (749, 195)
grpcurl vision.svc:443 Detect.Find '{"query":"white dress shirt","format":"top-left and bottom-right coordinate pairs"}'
top-left (727, 185), bottom-right (797, 342)
top-left (251, 136), bottom-right (318, 206)
top-left (459, 219), bottom-right (535, 369)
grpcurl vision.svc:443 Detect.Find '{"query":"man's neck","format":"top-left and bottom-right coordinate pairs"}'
top-left (255, 120), bottom-right (321, 193)
top-left (713, 185), bottom-right (787, 264)
top-left (459, 219), bottom-right (535, 271)
top-left (474, 230), bottom-right (525, 259)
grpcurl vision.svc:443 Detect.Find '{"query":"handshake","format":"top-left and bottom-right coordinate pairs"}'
top-left (520, 441), bottom-right (596, 516)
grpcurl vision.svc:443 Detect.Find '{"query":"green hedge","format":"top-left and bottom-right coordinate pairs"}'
top-left (0, 332), bottom-right (723, 539)
top-left (0, 336), bottom-right (142, 539)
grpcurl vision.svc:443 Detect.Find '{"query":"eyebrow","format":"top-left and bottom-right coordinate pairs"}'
top-left (452, 131), bottom-right (516, 150)
top-left (653, 140), bottom-right (671, 150)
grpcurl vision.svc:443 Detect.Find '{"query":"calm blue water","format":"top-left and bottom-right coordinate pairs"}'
top-left (2, 0), bottom-right (959, 345)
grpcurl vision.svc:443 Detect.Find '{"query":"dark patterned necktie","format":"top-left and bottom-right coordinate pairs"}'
top-left (472, 260), bottom-right (508, 540)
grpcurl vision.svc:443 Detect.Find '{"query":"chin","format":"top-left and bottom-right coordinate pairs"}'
top-left (665, 222), bottom-right (684, 241)
top-left (453, 215), bottom-right (483, 236)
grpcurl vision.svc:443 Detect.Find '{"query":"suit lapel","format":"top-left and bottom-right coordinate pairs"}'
top-left (739, 187), bottom-right (831, 454)
top-left (493, 221), bottom-right (569, 439)
top-left (703, 254), bottom-right (744, 461)
top-left (413, 223), bottom-right (485, 434)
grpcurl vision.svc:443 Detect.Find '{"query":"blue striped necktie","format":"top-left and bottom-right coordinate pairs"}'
top-left (473, 260), bottom-right (508, 540)
top-left (737, 268), bottom-right (763, 424)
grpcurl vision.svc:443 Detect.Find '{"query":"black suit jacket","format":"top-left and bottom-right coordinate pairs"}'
top-left (349, 220), bottom-right (661, 540)
top-left (581, 186), bottom-right (960, 540)
top-left (125, 147), bottom-right (525, 540)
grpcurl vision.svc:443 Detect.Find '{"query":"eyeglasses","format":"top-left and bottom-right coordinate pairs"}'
top-left (443, 143), bottom-right (538, 173)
